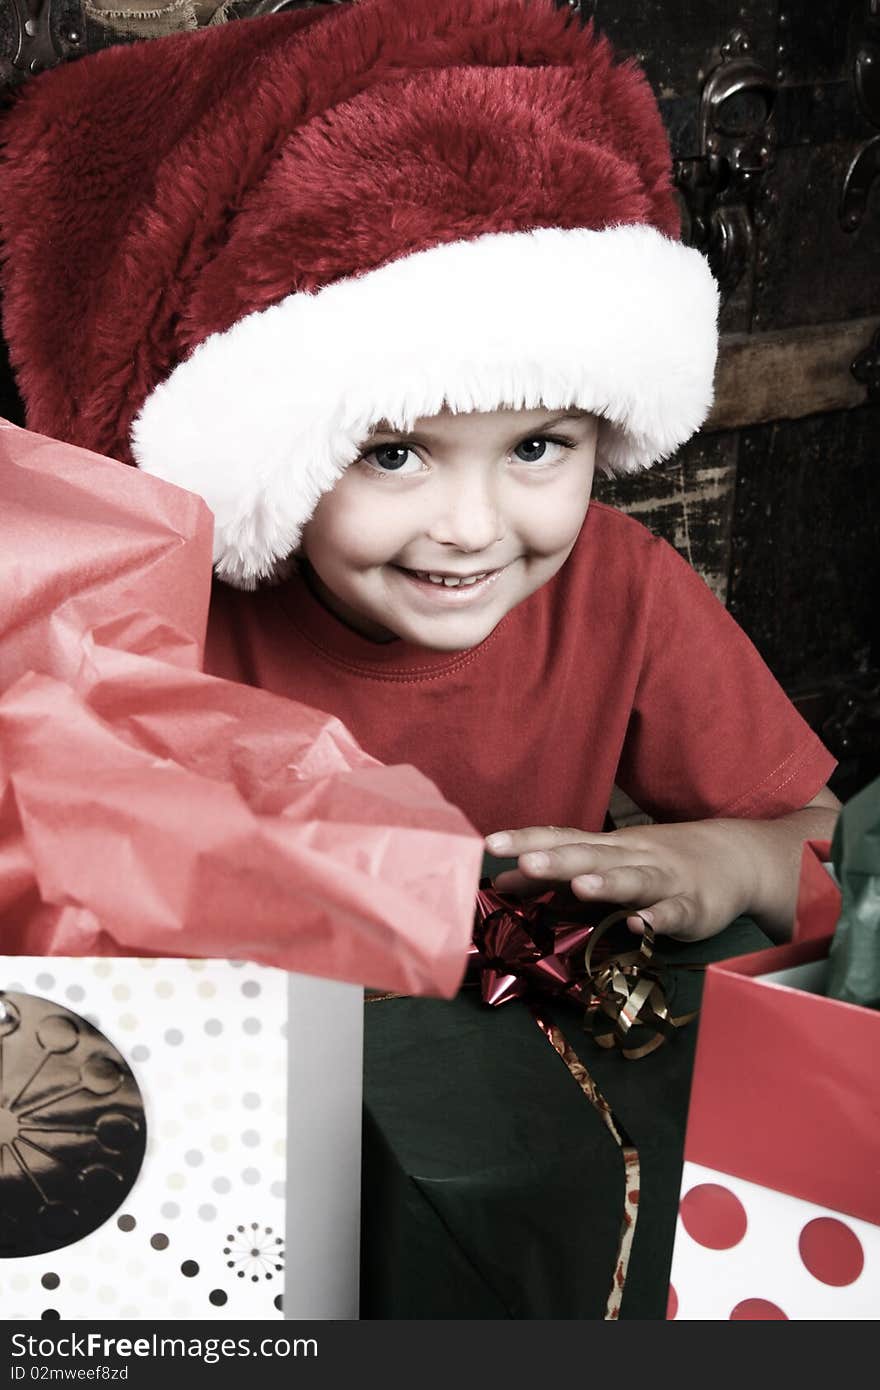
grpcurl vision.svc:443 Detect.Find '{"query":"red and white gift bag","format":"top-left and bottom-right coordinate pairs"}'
top-left (668, 840), bottom-right (880, 1320)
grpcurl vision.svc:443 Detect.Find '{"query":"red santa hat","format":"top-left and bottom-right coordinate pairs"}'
top-left (0, 0), bottom-right (718, 589)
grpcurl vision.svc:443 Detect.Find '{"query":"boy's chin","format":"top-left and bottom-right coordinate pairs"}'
top-left (396, 614), bottom-right (501, 653)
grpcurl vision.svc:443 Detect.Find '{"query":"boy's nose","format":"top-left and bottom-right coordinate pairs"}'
top-left (425, 472), bottom-right (505, 554)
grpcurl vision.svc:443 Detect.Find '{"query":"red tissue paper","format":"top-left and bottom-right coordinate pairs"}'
top-left (0, 420), bottom-right (482, 996)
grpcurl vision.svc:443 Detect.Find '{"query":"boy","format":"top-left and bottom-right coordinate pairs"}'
top-left (0, 0), bottom-right (839, 947)
top-left (205, 400), bottom-right (839, 945)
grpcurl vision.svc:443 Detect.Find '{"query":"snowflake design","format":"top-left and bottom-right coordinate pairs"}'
top-left (223, 1223), bottom-right (285, 1282)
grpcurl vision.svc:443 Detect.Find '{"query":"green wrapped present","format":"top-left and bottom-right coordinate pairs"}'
top-left (360, 911), bottom-right (771, 1319)
top-left (828, 773), bottom-right (880, 1008)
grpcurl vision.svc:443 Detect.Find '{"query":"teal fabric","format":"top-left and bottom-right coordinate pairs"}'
top-left (361, 914), bottom-right (770, 1320)
top-left (829, 773), bottom-right (880, 1008)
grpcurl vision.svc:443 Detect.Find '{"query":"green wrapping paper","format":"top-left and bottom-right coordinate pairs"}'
top-left (828, 773), bottom-right (880, 1008)
top-left (360, 914), bottom-right (771, 1320)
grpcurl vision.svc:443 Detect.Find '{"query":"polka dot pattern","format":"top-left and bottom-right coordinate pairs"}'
top-left (669, 1161), bottom-right (878, 1320)
top-left (729, 1298), bottom-right (788, 1320)
top-left (0, 955), bottom-right (288, 1321)
top-left (799, 1218), bottom-right (864, 1287)
top-left (679, 1184), bottom-right (747, 1250)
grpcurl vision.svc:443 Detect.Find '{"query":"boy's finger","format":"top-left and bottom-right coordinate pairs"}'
top-left (484, 826), bottom-right (597, 854)
top-left (570, 862), bottom-right (667, 905)
top-left (628, 894), bottom-right (704, 941)
top-left (488, 869), bottom-right (567, 897)
top-left (518, 843), bottom-right (659, 882)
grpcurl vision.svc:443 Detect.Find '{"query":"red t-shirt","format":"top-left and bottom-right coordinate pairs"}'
top-left (204, 501), bottom-right (836, 837)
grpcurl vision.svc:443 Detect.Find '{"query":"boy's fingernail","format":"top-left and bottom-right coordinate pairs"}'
top-left (522, 852), bottom-right (550, 870)
top-left (576, 874), bottom-right (604, 890)
top-left (485, 833), bottom-right (512, 851)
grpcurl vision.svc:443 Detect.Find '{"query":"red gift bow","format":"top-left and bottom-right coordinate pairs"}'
top-left (470, 879), bottom-right (607, 1008)
top-left (471, 881), bottom-right (701, 1059)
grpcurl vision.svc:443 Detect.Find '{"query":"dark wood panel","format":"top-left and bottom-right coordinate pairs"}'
top-left (753, 141), bottom-right (880, 330)
top-left (728, 404), bottom-right (880, 688)
top-left (707, 318), bottom-right (880, 429)
top-left (587, 0), bottom-right (777, 97)
top-left (592, 431), bottom-right (739, 601)
top-left (774, 80), bottom-right (873, 148)
top-left (775, 0), bottom-right (860, 86)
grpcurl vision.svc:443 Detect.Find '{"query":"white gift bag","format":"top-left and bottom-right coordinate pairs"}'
top-left (0, 957), bottom-right (363, 1321)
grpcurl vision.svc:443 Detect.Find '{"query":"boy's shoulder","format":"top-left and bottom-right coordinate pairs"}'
top-left (584, 498), bottom-right (662, 539)
top-left (567, 501), bottom-right (724, 624)
top-left (571, 498), bottom-right (670, 575)
top-left (543, 498), bottom-right (725, 631)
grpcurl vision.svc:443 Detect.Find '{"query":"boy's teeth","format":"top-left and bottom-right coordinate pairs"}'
top-left (414, 571), bottom-right (488, 586)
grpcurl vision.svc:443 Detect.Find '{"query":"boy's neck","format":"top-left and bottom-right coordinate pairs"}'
top-left (298, 558), bottom-right (400, 645)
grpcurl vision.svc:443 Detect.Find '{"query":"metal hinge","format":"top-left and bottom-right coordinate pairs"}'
top-left (675, 28), bottom-right (777, 301)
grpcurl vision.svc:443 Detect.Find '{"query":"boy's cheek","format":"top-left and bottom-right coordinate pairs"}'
top-left (298, 514), bottom-right (377, 576)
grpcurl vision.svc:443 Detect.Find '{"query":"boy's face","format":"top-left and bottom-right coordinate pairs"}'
top-left (296, 406), bottom-right (598, 649)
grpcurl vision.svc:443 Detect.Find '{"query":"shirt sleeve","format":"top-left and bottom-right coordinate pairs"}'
top-left (614, 536), bottom-right (838, 821)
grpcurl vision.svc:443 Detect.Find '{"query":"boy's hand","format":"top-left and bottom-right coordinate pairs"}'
top-left (483, 820), bottom-right (756, 942)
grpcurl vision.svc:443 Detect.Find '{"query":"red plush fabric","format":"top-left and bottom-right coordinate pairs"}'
top-left (203, 501), bottom-right (837, 837)
top-left (0, 0), bottom-right (677, 469)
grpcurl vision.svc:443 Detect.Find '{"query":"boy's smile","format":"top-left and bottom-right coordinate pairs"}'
top-left (295, 407), bottom-right (598, 649)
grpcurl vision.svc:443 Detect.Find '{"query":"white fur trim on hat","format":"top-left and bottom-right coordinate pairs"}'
top-left (131, 225), bottom-right (719, 589)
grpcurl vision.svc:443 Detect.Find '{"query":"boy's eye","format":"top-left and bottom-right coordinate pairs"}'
top-left (512, 437), bottom-right (572, 465)
top-left (359, 434), bottom-right (577, 477)
top-left (361, 444), bottom-right (420, 475)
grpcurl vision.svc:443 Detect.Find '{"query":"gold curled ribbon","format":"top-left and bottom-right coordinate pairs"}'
top-left (583, 910), bottom-right (702, 1060)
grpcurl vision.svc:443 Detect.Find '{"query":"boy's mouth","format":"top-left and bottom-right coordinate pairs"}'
top-left (391, 564), bottom-right (506, 600)
top-left (399, 567), bottom-right (492, 586)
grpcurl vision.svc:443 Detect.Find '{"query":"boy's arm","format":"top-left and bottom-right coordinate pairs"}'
top-left (485, 784), bottom-right (842, 943)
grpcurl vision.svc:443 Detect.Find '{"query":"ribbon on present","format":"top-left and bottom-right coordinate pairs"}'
top-left (468, 882), bottom-right (703, 1314)
top-left (530, 1009), bottom-right (639, 1319)
top-left (469, 878), bottom-right (603, 1007)
top-left (582, 909), bottom-right (702, 1061)
top-left (471, 881), bottom-right (703, 1059)
top-left (371, 883), bottom-right (705, 1315)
